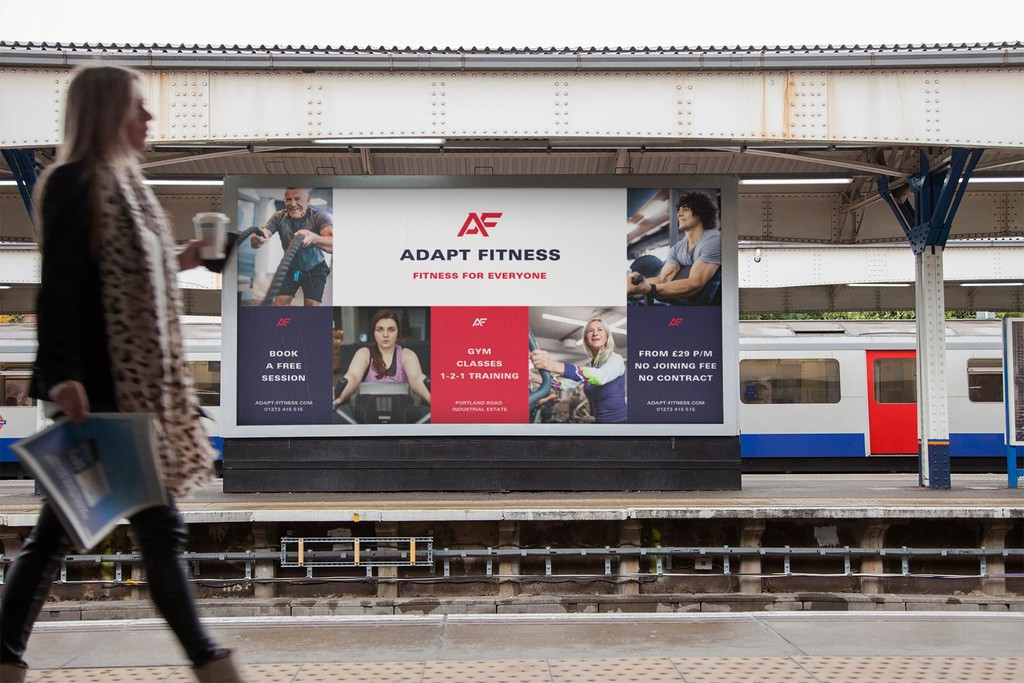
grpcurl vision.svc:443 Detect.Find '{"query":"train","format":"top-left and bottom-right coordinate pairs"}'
top-left (0, 318), bottom-right (224, 468)
top-left (737, 318), bottom-right (1007, 468)
top-left (0, 317), bottom-right (1013, 472)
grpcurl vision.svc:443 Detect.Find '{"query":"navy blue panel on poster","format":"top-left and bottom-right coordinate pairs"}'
top-left (627, 307), bottom-right (723, 424)
top-left (237, 307), bottom-right (333, 425)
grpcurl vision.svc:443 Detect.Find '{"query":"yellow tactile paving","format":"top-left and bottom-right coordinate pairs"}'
top-left (795, 656), bottom-right (1023, 683)
top-left (21, 657), bottom-right (1024, 683)
top-left (549, 657), bottom-right (681, 682)
top-left (422, 659), bottom-right (551, 682)
top-left (290, 662), bottom-right (424, 682)
top-left (672, 656), bottom-right (819, 682)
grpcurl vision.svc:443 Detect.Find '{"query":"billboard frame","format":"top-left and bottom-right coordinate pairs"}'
top-left (220, 174), bottom-right (741, 492)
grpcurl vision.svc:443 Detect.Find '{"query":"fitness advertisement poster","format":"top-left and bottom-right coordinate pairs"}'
top-left (224, 179), bottom-right (736, 436)
top-left (1008, 318), bottom-right (1024, 446)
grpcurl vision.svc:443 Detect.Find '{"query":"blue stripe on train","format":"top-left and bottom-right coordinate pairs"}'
top-left (0, 437), bottom-right (20, 463)
top-left (741, 432), bottom-right (1006, 458)
top-left (0, 434), bottom-right (1000, 464)
top-left (949, 432), bottom-right (1005, 457)
top-left (740, 433), bottom-right (865, 458)
top-left (1, 436), bottom-right (224, 463)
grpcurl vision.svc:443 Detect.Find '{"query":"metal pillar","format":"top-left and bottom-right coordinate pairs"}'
top-left (252, 524), bottom-right (278, 599)
top-left (497, 521), bottom-right (521, 598)
top-left (738, 520), bottom-right (766, 594)
top-left (878, 148), bottom-right (983, 489)
top-left (858, 522), bottom-right (890, 594)
top-left (1, 149), bottom-right (37, 219)
top-left (916, 249), bottom-right (950, 488)
top-left (980, 520), bottom-right (1014, 596)
top-left (375, 522), bottom-right (399, 599)
top-left (617, 520), bottom-right (642, 595)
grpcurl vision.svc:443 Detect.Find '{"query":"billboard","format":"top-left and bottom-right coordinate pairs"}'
top-left (1007, 318), bottom-right (1024, 447)
top-left (221, 177), bottom-right (739, 438)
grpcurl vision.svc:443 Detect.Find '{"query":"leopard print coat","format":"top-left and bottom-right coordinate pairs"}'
top-left (93, 168), bottom-right (216, 498)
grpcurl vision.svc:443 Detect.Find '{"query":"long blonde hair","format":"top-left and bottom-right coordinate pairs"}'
top-left (59, 64), bottom-right (144, 168)
top-left (33, 64), bottom-right (146, 246)
top-left (582, 317), bottom-right (616, 366)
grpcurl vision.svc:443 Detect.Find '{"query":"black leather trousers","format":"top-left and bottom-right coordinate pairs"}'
top-left (0, 499), bottom-right (219, 666)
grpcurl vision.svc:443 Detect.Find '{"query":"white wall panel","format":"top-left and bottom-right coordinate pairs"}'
top-left (948, 192), bottom-right (1024, 237)
top-left (312, 72), bottom-right (441, 138)
top-left (829, 68), bottom-right (1024, 147)
top-left (0, 249), bottom-right (39, 283)
top-left (565, 72), bottom-right (680, 137)
top-left (208, 71), bottom-right (310, 140)
top-left (0, 68), bottom-right (64, 146)
top-left (441, 72), bottom-right (566, 137)
top-left (926, 69), bottom-right (1024, 147)
top-left (788, 71), bottom-right (829, 141)
top-left (0, 195), bottom-right (34, 241)
top-left (739, 193), bottom-right (841, 242)
top-left (738, 245), bottom-right (1024, 288)
top-left (856, 200), bottom-right (907, 243)
top-left (152, 70), bottom-right (207, 142)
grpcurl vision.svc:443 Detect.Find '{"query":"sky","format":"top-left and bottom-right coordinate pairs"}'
top-left (0, 0), bottom-right (1021, 49)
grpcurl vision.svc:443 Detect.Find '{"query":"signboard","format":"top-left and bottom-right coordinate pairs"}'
top-left (1007, 318), bottom-right (1024, 447)
top-left (222, 177), bottom-right (739, 439)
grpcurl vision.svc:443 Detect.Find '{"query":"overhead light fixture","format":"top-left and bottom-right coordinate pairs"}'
top-left (312, 137), bottom-right (445, 146)
top-left (145, 179), bottom-right (224, 186)
top-left (0, 180), bottom-right (20, 186)
top-left (739, 178), bottom-right (854, 186)
top-left (966, 176), bottom-right (1024, 184)
top-left (959, 282), bottom-right (1024, 287)
top-left (847, 282), bottom-right (912, 288)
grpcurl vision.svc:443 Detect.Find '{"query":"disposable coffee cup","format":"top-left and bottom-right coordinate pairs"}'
top-left (193, 212), bottom-right (230, 259)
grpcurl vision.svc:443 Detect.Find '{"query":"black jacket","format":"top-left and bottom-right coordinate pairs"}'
top-left (29, 162), bottom-right (118, 407)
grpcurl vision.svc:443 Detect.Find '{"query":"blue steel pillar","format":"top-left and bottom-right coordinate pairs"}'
top-left (878, 148), bottom-right (983, 489)
top-left (1, 148), bottom-right (37, 219)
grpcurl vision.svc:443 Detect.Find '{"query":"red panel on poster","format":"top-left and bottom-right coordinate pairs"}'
top-left (431, 307), bottom-right (529, 423)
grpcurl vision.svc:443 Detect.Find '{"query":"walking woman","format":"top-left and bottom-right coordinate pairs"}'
top-left (0, 64), bottom-right (244, 683)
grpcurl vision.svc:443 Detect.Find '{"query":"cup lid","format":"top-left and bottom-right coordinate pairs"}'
top-left (193, 212), bottom-right (230, 222)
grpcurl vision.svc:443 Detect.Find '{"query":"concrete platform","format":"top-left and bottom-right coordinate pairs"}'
top-left (1, 473), bottom-right (1021, 526)
top-left (2, 473), bottom-right (1021, 681)
top-left (15, 611), bottom-right (1024, 682)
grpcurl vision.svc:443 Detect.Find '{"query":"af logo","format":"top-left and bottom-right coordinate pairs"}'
top-left (472, 318), bottom-right (488, 327)
top-left (276, 317), bottom-right (292, 328)
top-left (668, 317), bottom-right (684, 327)
top-left (458, 212), bottom-right (502, 237)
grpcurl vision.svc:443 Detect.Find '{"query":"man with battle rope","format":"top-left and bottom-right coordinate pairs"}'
top-left (249, 187), bottom-right (334, 306)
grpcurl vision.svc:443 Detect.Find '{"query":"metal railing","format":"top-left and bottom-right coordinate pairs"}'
top-left (1, 539), bottom-right (1021, 585)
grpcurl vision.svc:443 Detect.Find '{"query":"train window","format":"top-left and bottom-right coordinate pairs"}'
top-left (739, 359), bottom-right (841, 404)
top-left (1, 366), bottom-right (36, 406)
top-left (967, 358), bottom-right (1003, 403)
top-left (189, 360), bottom-right (221, 407)
top-left (873, 358), bottom-right (916, 404)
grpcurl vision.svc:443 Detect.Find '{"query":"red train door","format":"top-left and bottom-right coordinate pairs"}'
top-left (866, 350), bottom-right (918, 455)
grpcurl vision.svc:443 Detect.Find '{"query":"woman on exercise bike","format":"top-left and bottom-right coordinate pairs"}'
top-left (334, 309), bottom-right (431, 409)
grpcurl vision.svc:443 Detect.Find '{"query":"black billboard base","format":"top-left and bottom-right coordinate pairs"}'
top-left (221, 436), bottom-right (741, 493)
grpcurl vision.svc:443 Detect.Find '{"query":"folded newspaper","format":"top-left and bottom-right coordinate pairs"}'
top-left (12, 413), bottom-right (167, 552)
